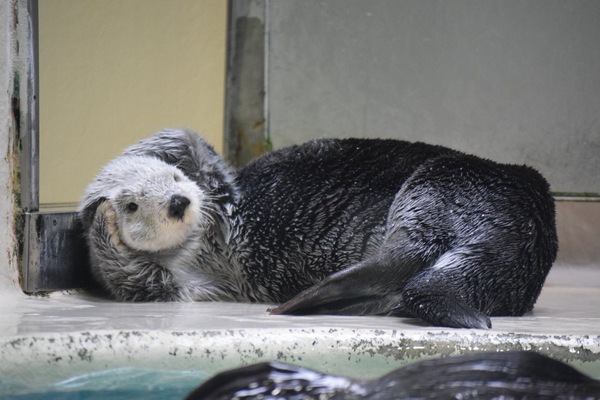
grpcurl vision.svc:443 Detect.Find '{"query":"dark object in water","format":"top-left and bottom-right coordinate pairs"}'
top-left (186, 351), bottom-right (600, 400)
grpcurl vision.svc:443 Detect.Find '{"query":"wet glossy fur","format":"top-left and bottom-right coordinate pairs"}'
top-left (79, 129), bottom-right (557, 328)
top-left (187, 351), bottom-right (600, 399)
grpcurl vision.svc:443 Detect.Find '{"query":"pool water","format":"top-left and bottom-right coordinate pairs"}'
top-left (4, 359), bottom-right (600, 400)
top-left (1, 368), bottom-right (208, 400)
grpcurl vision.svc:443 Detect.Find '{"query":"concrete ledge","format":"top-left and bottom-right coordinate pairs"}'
top-left (1, 280), bottom-right (600, 387)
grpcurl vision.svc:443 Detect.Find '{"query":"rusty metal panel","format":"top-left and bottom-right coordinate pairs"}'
top-left (23, 212), bottom-right (91, 292)
top-left (223, 0), bottom-right (270, 168)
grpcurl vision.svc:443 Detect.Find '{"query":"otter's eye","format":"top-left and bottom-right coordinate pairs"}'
top-left (126, 202), bottom-right (138, 212)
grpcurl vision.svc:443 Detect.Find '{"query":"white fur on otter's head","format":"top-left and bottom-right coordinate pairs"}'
top-left (79, 155), bottom-right (205, 252)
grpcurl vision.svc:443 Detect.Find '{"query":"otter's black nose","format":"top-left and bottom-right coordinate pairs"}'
top-left (169, 195), bottom-right (191, 219)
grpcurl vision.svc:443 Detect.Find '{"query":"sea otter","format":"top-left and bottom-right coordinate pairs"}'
top-left (186, 351), bottom-right (600, 399)
top-left (78, 128), bottom-right (558, 329)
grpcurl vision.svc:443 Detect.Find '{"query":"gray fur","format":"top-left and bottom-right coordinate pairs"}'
top-left (79, 128), bottom-right (558, 328)
top-left (78, 134), bottom-right (244, 302)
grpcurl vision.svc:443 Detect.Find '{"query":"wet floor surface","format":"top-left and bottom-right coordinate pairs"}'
top-left (1, 268), bottom-right (599, 338)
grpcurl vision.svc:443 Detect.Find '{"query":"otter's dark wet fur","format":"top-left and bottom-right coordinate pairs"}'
top-left (79, 129), bottom-right (557, 329)
top-left (187, 351), bottom-right (600, 400)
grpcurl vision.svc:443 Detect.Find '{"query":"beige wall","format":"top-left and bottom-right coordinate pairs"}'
top-left (39, 0), bottom-right (227, 207)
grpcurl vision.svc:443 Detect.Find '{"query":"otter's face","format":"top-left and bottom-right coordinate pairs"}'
top-left (110, 163), bottom-right (204, 252)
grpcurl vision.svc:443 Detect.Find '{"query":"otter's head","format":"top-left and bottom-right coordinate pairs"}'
top-left (79, 155), bottom-right (206, 252)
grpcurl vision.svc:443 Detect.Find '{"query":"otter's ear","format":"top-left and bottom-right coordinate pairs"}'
top-left (78, 197), bottom-right (107, 231)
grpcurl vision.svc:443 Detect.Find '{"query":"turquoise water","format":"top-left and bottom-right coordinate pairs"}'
top-left (1, 368), bottom-right (208, 400)
top-left (3, 360), bottom-right (600, 399)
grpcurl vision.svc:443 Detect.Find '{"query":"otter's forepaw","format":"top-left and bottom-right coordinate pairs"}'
top-left (96, 201), bottom-right (127, 253)
top-left (267, 305), bottom-right (277, 313)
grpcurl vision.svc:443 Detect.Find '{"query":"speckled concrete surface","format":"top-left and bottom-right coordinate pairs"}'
top-left (1, 268), bottom-right (599, 386)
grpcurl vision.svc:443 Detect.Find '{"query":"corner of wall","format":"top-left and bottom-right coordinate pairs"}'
top-left (0, 0), bottom-right (29, 297)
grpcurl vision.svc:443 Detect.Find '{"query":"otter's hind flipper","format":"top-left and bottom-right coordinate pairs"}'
top-left (401, 246), bottom-right (527, 329)
top-left (401, 278), bottom-right (492, 329)
top-left (270, 255), bottom-right (420, 316)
